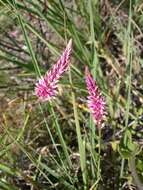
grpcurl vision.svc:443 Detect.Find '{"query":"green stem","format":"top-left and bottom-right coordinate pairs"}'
top-left (68, 68), bottom-right (87, 188)
top-left (96, 126), bottom-right (101, 187)
top-left (49, 102), bottom-right (72, 168)
top-left (120, 159), bottom-right (125, 178)
top-left (121, 0), bottom-right (133, 181)
top-left (72, 92), bottom-right (87, 188)
top-left (129, 156), bottom-right (143, 190)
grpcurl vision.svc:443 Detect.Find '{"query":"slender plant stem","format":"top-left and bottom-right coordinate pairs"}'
top-left (120, 159), bottom-right (125, 179)
top-left (129, 156), bottom-right (143, 190)
top-left (68, 66), bottom-right (87, 188)
top-left (49, 102), bottom-right (72, 168)
top-left (96, 126), bottom-right (101, 188)
top-left (120, 0), bottom-right (133, 179)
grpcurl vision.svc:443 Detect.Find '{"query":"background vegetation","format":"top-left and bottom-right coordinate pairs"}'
top-left (0, 0), bottom-right (143, 189)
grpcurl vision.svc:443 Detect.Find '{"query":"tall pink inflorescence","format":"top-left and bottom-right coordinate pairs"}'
top-left (35, 39), bottom-right (72, 101)
top-left (85, 66), bottom-right (106, 126)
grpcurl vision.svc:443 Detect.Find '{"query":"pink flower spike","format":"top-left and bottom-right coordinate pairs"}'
top-left (35, 39), bottom-right (72, 101)
top-left (85, 66), bottom-right (106, 126)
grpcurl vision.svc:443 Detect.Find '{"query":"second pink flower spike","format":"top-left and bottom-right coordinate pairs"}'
top-left (85, 66), bottom-right (106, 126)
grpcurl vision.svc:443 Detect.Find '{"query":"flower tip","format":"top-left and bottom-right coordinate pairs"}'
top-left (85, 66), bottom-right (89, 75)
top-left (67, 39), bottom-right (72, 49)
